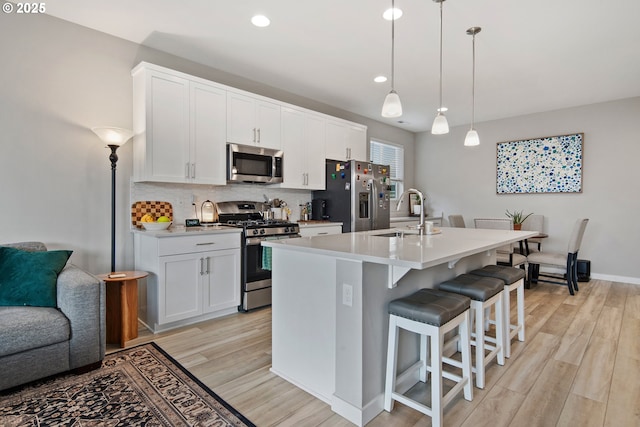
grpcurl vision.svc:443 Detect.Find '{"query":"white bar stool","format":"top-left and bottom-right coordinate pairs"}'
top-left (469, 265), bottom-right (526, 358)
top-left (384, 288), bottom-right (473, 427)
top-left (438, 274), bottom-right (505, 389)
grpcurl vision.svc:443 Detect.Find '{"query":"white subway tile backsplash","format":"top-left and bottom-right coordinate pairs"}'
top-left (131, 181), bottom-right (312, 225)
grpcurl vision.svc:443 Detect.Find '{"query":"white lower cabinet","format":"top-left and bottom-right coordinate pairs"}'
top-left (203, 249), bottom-right (240, 313)
top-left (159, 253), bottom-right (203, 323)
top-left (134, 231), bottom-right (241, 332)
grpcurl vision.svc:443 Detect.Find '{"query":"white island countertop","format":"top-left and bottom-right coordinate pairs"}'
top-left (263, 226), bottom-right (537, 270)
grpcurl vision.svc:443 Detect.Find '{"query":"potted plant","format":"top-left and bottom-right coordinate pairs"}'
top-left (413, 194), bottom-right (422, 215)
top-left (505, 209), bottom-right (533, 230)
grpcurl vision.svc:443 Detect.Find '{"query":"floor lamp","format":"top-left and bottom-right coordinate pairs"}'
top-left (92, 127), bottom-right (134, 274)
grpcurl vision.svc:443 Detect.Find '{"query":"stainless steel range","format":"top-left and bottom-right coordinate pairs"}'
top-left (216, 201), bottom-right (300, 312)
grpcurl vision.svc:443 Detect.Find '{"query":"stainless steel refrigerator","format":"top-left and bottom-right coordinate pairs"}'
top-left (312, 159), bottom-right (391, 232)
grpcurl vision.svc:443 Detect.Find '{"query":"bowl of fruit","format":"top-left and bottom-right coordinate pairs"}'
top-left (140, 214), bottom-right (172, 230)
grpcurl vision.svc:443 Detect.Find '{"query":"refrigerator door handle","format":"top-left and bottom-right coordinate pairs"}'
top-left (369, 178), bottom-right (375, 230)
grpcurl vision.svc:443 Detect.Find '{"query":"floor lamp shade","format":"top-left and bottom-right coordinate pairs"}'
top-left (91, 127), bottom-right (133, 146)
top-left (92, 126), bottom-right (133, 273)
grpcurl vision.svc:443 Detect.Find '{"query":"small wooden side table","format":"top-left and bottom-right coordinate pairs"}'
top-left (97, 271), bottom-right (148, 348)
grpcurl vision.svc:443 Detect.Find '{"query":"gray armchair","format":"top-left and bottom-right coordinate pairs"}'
top-left (0, 242), bottom-right (105, 391)
top-left (448, 214), bottom-right (466, 228)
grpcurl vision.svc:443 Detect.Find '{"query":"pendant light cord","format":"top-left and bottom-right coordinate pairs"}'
top-left (471, 32), bottom-right (475, 128)
top-left (438, 0), bottom-right (443, 110)
top-left (391, 0), bottom-right (396, 90)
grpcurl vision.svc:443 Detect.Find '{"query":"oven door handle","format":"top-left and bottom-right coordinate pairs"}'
top-left (246, 235), bottom-right (299, 246)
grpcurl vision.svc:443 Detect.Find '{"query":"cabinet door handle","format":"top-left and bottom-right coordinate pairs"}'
top-left (206, 257), bottom-right (211, 275)
top-left (253, 128), bottom-right (257, 143)
top-left (191, 163), bottom-right (196, 179)
top-left (196, 242), bottom-right (215, 246)
top-left (257, 128), bottom-right (261, 143)
top-left (317, 232), bottom-right (329, 235)
top-left (305, 173), bottom-right (309, 186)
top-left (200, 257), bottom-right (205, 276)
top-left (185, 162), bottom-right (190, 179)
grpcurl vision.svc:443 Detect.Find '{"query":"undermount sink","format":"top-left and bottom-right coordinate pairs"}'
top-left (374, 229), bottom-right (420, 238)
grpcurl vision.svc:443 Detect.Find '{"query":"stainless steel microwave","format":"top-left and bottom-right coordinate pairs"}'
top-left (227, 143), bottom-right (284, 184)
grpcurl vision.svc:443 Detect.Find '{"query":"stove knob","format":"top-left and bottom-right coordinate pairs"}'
top-left (259, 229), bottom-right (265, 235)
top-left (252, 229), bottom-right (259, 235)
top-left (284, 227), bottom-right (290, 233)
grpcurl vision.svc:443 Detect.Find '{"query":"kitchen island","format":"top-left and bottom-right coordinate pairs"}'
top-left (263, 227), bottom-right (536, 426)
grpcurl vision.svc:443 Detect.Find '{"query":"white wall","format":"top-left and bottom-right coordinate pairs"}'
top-left (415, 97), bottom-right (640, 282)
top-left (0, 13), bottom-right (413, 274)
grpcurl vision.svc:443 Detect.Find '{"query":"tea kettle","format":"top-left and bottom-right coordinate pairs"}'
top-left (201, 200), bottom-right (216, 224)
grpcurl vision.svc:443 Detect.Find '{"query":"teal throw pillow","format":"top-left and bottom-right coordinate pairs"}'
top-left (0, 247), bottom-right (73, 307)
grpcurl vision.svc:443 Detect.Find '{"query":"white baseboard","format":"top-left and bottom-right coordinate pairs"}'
top-left (536, 267), bottom-right (640, 285)
top-left (590, 273), bottom-right (640, 285)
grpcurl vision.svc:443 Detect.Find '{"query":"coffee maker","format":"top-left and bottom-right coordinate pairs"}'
top-left (311, 199), bottom-right (328, 220)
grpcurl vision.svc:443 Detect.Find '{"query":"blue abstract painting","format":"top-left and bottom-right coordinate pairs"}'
top-left (496, 133), bottom-right (583, 194)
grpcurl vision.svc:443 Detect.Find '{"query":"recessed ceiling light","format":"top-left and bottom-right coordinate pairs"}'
top-left (437, 107), bottom-right (448, 112)
top-left (383, 8), bottom-right (403, 21)
top-left (251, 15), bottom-right (270, 27)
top-left (374, 76), bottom-right (388, 83)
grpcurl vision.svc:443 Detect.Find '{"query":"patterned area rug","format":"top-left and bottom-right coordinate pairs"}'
top-left (0, 342), bottom-right (255, 426)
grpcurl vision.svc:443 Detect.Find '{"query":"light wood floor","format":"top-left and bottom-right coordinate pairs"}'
top-left (110, 279), bottom-right (640, 426)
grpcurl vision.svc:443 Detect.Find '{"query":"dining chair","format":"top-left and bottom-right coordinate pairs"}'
top-left (526, 218), bottom-right (589, 295)
top-left (521, 214), bottom-right (544, 252)
top-left (473, 218), bottom-right (526, 269)
top-left (448, 215), bottom-right (466, 228)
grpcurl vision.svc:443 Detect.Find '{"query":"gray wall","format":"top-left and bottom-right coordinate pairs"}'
top-left (3, 12), bottom-right (634, 282)
top-left (415, 97), bottom-right (640, 282)
top-left (0, 13), bottom-right (414, 274)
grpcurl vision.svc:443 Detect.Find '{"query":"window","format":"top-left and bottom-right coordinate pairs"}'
top-left (370, 139), bottom-right (404, 199)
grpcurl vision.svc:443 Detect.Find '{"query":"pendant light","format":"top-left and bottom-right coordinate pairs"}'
top-left (431, 0), bottom-right (449, 134)
top-left (381, 0), bottom-right (402, 118)
top-left (464, 27), bottom-right (481, 146)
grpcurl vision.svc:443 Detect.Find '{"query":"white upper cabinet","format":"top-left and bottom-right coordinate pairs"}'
top-left (325, 119), bottom-right (367, 161)
top-left (190, 82), bottom-right (227, 185)
top-left (227, 91), bottom-right (281, 149)
top-left (305, 113), bottom-right (327, 189)
top-left (132, 68), bottom-right (189, 183)
top-left (132, 64), bottom-right (226, 185)
top-left (132, 62), bottom-right (367, 187)
top-left (281, 107), bottom-right (326, 190)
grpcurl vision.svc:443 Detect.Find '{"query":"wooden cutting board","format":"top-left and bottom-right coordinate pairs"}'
top-left (131, 201), bottom-right (173, 228)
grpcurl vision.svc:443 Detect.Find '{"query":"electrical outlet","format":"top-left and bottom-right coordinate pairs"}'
top-left (342, 283), bottom-right (353, 307)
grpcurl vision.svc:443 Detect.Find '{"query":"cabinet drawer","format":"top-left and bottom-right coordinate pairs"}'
top-left (299, 225), bottom-right (343, 237)
top-left (158, 233), bottom-right (240, 256)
